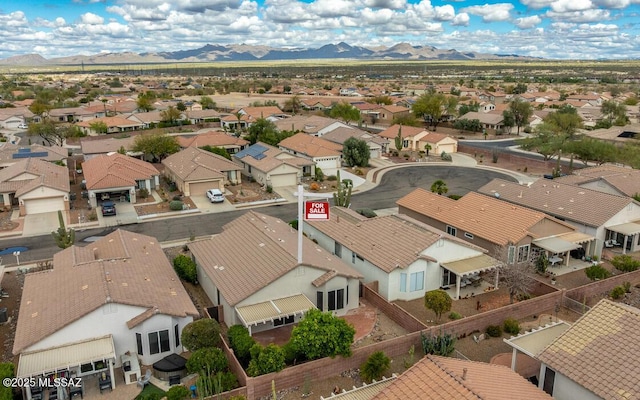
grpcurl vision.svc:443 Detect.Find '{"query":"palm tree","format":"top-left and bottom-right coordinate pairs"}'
top-left (424, 143), bottom-right (432, 156)
top-left (431, 179), bottom-right (448, 195)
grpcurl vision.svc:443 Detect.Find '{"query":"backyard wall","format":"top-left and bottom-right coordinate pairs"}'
top-left (458, 144), bottom-right (555, 173)
top-left (363, 283), bottom-right (427, 332)
top-left (565, 269), bottom-right (640, 303)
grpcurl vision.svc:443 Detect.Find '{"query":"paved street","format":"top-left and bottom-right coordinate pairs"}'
top-left (0, 164), bottom-right (517, 263)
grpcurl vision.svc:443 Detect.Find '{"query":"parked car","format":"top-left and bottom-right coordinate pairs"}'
top-left (206, 189), bottom-right (225, 203)
top-left (17, 123), bottom-right (28, 129)
top-left (101, 201), bottom-right (117, 216)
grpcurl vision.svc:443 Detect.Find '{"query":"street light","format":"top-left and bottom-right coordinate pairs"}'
top-left (13, 251), bottom-right (20, 266)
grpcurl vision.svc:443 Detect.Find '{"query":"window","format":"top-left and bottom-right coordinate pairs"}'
top-left (149, 332), bottom-right (159, 355)
top-left (136, 333), bottom-right (143, 356)
top-left (159, 330), bottom-right (170, 352)
top-left (336, 289), bottom-right (344, 310)
top-left (174, 324), bottom-right (180, 348)
top-left (543, 367), bottom-right (555, 396)
top-left (316, 291), bottom-right (323, 311)
top-left (327, 289), bottom-right (345, 311)
top-left (507, 246), bottom-right (516, 264)
top-left (403, 139), bottom-right (409, 148)
top-left (148, 330), bottom-right (170, 355)
top-left (464, 232), bottom-right (474, 239)
top-left (446, 226), bottom-right (457, 236)
top-left (410, 271), bottom-right (424, 292)
top-left (334, 242), bottom-right (342, 257)
top-left (400, 273), bottom-right (407, 292)
top-left (517, 244), bottom-right (530, 262)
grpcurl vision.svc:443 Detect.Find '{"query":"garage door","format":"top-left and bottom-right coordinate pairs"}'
top-left (269, 173), bottom-right (297, 187)
top-left (438, 144), bottom-right (456, 154)
top-left (189, 181), bottom-right (222, 197)
top-left (24, 197), bottom-right (65, 214)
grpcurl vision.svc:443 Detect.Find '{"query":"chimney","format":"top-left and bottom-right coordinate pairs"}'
top-left (462, 368), bottom-right (468, 381)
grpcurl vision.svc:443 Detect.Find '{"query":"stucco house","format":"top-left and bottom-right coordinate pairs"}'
top-left (554, 164), bottom-right (640, 198)
top-left (322, 126), bottom-right (390, 159)
top-left (233, 142), bottom-right (314, 188)
top-left (82, 153), bottom-right (160, 207)
top-left (478, 179), bottom-right (640, 256)
top-left (0, 158), bottom-right (70, 216)
top-left (0, 107), bottom-right (34, 129)
top-left (80, 136), bottom-right (140, 160)
top-left (13, 230), bottom-right (199, 397)
top-left (379, 125), bottom-right (458, 155)
top-left (162, 147), bottom-right (242, 196)
top-left (278, 133), bottom-right (343, 176)
top-left (0, 144), bottom-right (67, 168)
top-left (176, 131), bottom-right (248, 155)
top-left (189, 211), bottom-right (363, 335)
top-left (76, 116), bottom-right (145, 135)
top-left (305, 207), bottom-right (500, 301)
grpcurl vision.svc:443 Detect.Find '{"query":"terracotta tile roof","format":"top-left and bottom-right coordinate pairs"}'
top-left (127, 111), bottom-right (164, 123)
top-left (13, 230), bottom-right (198, 354)
top-left (378, 124), bottom-right (428, 139)
top-left (83, 153), bottom-right (159, 190)
top-left (322, 127), bottom-right (389, 146)
top-left (238, 106), bottom-right (285, 119)
top-left (162, 147), bottom-right (241, 181)
top-left (76, 116), bottom-right (143, 128)
top-left (272, 115), bottom-right (343, 133)
top-left (374, 105), bottom-right (410, 114)
top-left (554, 165), bottom-right (640, 197)
top-left (0, 144), bottom-right (67, 165)
top-left (423, 132), bottom-right (455, 144)
top-left (537, 300), bottom-right (640, 400)
top-left (80, 136), bottom-right (137, 155)
top-left (477, 178), bottom-right (636, 227)
top-left (278, 133), bottom-right (342, 157)
top-left (0, 158), bottom-right (69, 196)
top-left (233, 142), bottom-right (314, 173)
top-left (177, 131), bottom-right (248, 149)
top-left (373, 355), bottom-right (551, 400)
top-left (397, 189), bottom-right (574, 246)
top-left (306, 207), bottom-right (484, 273)
top-left (188, 211), bottom-right (362, 306)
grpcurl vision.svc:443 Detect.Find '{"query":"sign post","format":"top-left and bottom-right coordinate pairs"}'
top-left (295, 184), bottom-right (332, 264)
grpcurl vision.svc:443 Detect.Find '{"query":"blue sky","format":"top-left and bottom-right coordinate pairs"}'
top-left (1, 0), bottom-right (639, 60)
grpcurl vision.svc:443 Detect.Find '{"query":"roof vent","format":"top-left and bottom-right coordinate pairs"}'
top-left (494, 192), bottom-right (500, 198)
top-left (462, 368), bottom-right (468, 381)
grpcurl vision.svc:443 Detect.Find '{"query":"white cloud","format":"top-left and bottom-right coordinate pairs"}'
top-left (545, 9), bottom-right (611, 22)
top-left (361, 8), bottom-right (395, 25)
top-left (460, 3), bottom-right (514, 22)
top-left (514, 15), bottom-right (542, 29)
top-left (434, 5), bottom-right (456, 21)
top-left (451, 13), bottom-right (470, 26)
top-left (550, 0), bottom-right (594, 13)
top-left (520, 0), bottom-right (555, 9)
top-left (363, 0), bottom-right (407, 9)
top-left (80, 13), bottom-right (105, 25)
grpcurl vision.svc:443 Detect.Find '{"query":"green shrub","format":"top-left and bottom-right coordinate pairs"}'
top-left (169, 200), bottom-right (184, 210)
top-left (623, 281), bottom-right (632, 293)
top-left (447, 194), bottom-right (462, 200)
top-left (585, 264), bottom-right (611, 281)
top-left (166, 385), bottom-right (191, 400)
top-left (448, 311), bottom-right (462, 320)
top-left (181, 319), bottom-right (221, 351)
top-left (173, 195), bottom-right (182, 201)
top-left (610, 286), bottom-right (626, 300)
top-left (485, 325), bottom-right (502, 337)
top-left (173, 254), bottom-right (197, 283)
top-left (356, 208), bottom-right (377, 218)
top-left (360, 351), bottom-right (391, 383)
top-left (326, 175), bottom-right (338, 181)
top-left (266, 185), bottom-right (273, 193)
top-left (213, 371), bottom-right (239, 392)
top-left (611, 254), bottom-right (640, 272)
top-left (421, 332), bottom-right (455, 356)
top-left (282, 341), bottom-right (303, 365)
top-left (227, 325), bottom-right (256, 367)
top-left (0, 362), bottom-right (14, 400)
top-left (247, 344), bottom-right (286, 377)
top-left (139, 188), bottom-right (149, 198)
top-left (503, 318), bottom-right (520, 335)
top-left (441, 151), bottom-right (452, 161)
top-left (288, 309), bottom-right (355, 360)
top-left (186, 347), bottom-right (228, 374)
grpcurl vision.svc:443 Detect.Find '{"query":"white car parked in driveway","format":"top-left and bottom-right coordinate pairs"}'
top-left (17, 123), bottom-right (28, 129)
top-left (206, 189), bottom-right (225, 203)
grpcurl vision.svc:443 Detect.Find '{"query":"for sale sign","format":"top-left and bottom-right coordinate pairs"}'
top-left (305, 201), bottom-right (330, 220)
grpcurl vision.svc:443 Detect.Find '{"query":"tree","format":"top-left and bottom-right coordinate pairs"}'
top-left (333, 171), bottom-right (352, 208)
top-left (247, 344), bottom-right (286, 377)
top-left (489, 244), bottom-right (536, 304)
top-left (137, 93), bottom-right (155, 112)
top-left (601, 99), bottom-right (628, 126)
top-left (173, 254), bottom-right (197, 283)
top-left (424, 290), bottom-right (452, 321)
top-left (132, 133), bottom-right (180, 162)
top-left (283, 95), bottom-right (302, 114)
top-left (186, 347), bottom-right (228, 374)
top-left (342, 137), bottom-right (370, 167)
top-left (391, 113), bottom-right (421, 127)
top-left (227, 325), bottom-right (256, 367)
top-left (0, 362), bottom-right (14, 400)
top-left (27, 120), bottom-right (67, 146)
top-left (424, 143), bottom-right (432, 156)
top-left (329, 102), bottom-right (360, 124)
top-left (89, 121), bottom-right (108, 134)
top-left (412, 92), bottom-right (458, 130)
top-left (160, 105), bottom-right (182, 125)
top-left (181, 319), bottom-right (221, 351)
top-left (51, 210), bottom-right (75, 249)
top-left (430, 179), bottom-right (448, 195)
top-left (366, 95), bottom-right (393, 105)
top-left (200, 145), bottom-right (231, 160)
top-left (458, 101), bottom-right (480, 116)
top-left (543, 105), bottom-right (583, 137)
top-left (360, 351), bottom-right (391, 383)
top-left (176, 101), bottom-right (187, 112)
top-left (508, 98), bottom-right (533, 135)
top-left (200, 96), bottom-right (216, 109)
top-left (288, 309), bottom-right (355, 360)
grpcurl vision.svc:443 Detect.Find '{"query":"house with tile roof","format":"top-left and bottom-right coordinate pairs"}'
top-left (0, 107), bottom-right (34, 129)
top-left (554, 164), bottom-right (640, 198)
top-left (233, 142), bottom-right (314, 188)
top-left (48, 106), bottom-right (104, 123)
top-left (0, 158), bottom-right (70, 216)
top-left (0, 143), bottom-right (67, 168)
top-left (76, 116), bottom-right (145, 135)
top-left (379, 124), bottom-right (458, 155)
top-left (82, 153), bottom-right (159, 207)
top-left (162, 147), bottom-right (242, 196)
top-left (305, 207), bottom-right (500, 301)
top-left (80, 135), bottom-right (140, 160)
top-left (505, 300), bottom-right (639, 400)
top-left (458, 111), bottom-right (510, 133)
top-left (397, 190), bottom-right (595, 267)
top-left (272, 115), bottom-right (350, 136)
top-left (478, 178), bottom-right (640, 256)
top-left (176, 131), bottom-right (248, 155)
top-left (13, 230), bottom-right (199, 388)
top-left (278, 133), bottom-right (343, 176)
top-left (322, 126), bottom-right (390, 159)
top-left (354, 354), bottom-right (552, 400)
top-left (189, 211), bottom-right (363, 335)
top-left (126, 111), bottom-right (166, 128)
top-left (363, 105), bottom-right (411, 126)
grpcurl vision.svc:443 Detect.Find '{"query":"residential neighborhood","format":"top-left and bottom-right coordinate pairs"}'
top-left (0, 69), bottom-right (639, 400)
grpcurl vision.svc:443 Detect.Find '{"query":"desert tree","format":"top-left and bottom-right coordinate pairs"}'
top-left (489, 243), bottom-right (536, 304)
top-left (430, 179), bottom-right (448, 195)
top-left (132, 133), bottom-right (180, 162)
top-left (507, 98), bottom-right (533, 135)
top-left (424, 290), bottom-right (452, 321)
top-left (329, 101), bottom-right (360, 124)
top-left (342, 137), bottom-right (370, 167)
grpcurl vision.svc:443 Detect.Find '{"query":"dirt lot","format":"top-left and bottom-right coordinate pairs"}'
top-left (0, 271), bottom-right (24, 365)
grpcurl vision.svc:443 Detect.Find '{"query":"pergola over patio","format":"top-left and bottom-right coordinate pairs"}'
top-left (606, 221), bottom-right (640, 254)
top-left (533, 236), bottom-right (582, 266)
top-left (235, 294), bottom-right (316, 335)
top-left (503, 321), bottom-right (571, 373)
top-left (441, 254), bottom-right (500, 300)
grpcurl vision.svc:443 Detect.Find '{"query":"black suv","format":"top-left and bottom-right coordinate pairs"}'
top-left (102, 201), bottom-right (117, 216)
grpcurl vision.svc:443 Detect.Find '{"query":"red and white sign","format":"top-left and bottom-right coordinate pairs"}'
top-left (305, 201), bottom-right (330, 221)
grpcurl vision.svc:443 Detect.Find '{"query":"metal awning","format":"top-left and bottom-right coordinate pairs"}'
top-left (441, 254), bottom-right (498, 277)
top-left (533, 237), bottom-right (581, 254)
top-left (606, 222), bottom-right (640, 236)
top-left (236, 294), bottom-right (316, 327)
top-left (17, 335), bottom-right (116, 378)
top-left (504, 322), bottom-right (571, 358)
top-left (556, 231), bottom-right (595, 244)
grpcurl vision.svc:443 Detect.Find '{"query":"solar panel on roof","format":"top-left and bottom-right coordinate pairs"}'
top-left (12, 151), bottom-right (49, 159)
top-left (235, 144), bottom-right (267, 160)
top-left (17, 148), bottom-right (31, 153)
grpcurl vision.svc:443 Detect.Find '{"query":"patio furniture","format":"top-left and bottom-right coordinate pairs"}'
top-left (137, 369), bottom-right (152, 388)
top-left (549, 255), bottom-right (563, 266)
top-left (30, 386), bottom-right (43, 400)
top-left (69, 379), bottom-right (84, 398)
top-left (98, 372), bottom-right (112, 393)
top-left (605, 239), bottom-right (620, 248)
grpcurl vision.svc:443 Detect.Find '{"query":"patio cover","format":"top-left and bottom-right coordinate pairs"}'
top-left (236, 294), bottom-right (316, 327)
top-left (17, 335), bottom-right (116, 378)
top-left (533, 237), bottom-right (581, 254)
top-left (441, 254), bottom-right (498, 277)
top-left (606, 222), bottom-right (640, 236)
top-left (504, 322), bottom-right (571, 357)
top-left (557, 231), bottom-right (594, 244)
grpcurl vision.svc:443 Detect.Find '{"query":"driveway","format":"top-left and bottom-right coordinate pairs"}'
top-left (97, 202), bottom-right (139, 227)
top-left (23, 212), bottom-right (61, 237)
top-left (190, 193), bottom-right (236, 213)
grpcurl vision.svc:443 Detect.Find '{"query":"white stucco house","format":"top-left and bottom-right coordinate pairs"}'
top-left (233, 142), bottom-right (314, 188)
top-left (278, 133), bottom-right (343, 176)
top-left (13, 230), bottom-right (199, 398)
top-left (189, 211), bottom-right (363, 335)
top-left (304, 207), bottom-right (500, 302)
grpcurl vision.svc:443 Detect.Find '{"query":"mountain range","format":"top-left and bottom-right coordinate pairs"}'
top-left (0, 42), bottom-right (530, 66)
